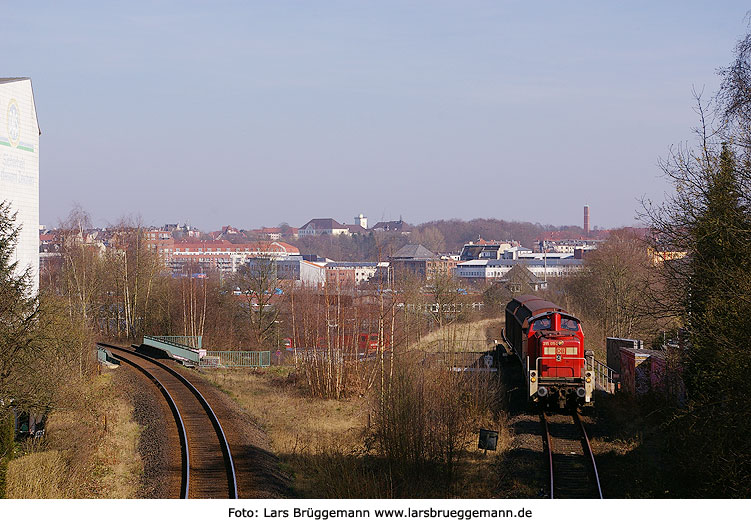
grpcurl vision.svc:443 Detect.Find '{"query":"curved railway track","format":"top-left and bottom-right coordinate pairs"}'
top-left (99, 343), bottom-right (238, 499)
top-left (542, 411), bottom-right (603, 499)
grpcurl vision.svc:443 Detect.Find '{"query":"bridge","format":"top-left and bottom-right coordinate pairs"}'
top-left (142, 336), bottom-right (271, 368)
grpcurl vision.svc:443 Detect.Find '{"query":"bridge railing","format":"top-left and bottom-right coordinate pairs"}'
top-left (143, 335), bottom-right (203, 363)
top-left (146, 335), bottom-right (202, 349)
top-left (200, 351), bottom-right (271, 368)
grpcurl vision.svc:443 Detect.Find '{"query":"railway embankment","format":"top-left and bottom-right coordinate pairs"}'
top-left (3, 370), bottom-right (142, 498)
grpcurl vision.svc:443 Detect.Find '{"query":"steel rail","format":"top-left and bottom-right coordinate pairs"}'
top-left (542, 411), bottom-right (604, 499)
top-left (575, 410), bottom-right (604, 499)
top-left (100, 343), bottom-right (238, 499)
top-left (100, 344), bottom-right (190, 498)
top-left (541, 412), bottom-right (555, 499)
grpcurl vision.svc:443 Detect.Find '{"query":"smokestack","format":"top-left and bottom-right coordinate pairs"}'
top-left (584, 205), bottom-right (590, 235)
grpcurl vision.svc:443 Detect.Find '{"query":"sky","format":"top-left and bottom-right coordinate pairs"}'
top-left (2, 1), bottom-right (749, 231)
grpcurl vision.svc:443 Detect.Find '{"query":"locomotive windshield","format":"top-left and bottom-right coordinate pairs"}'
top-left (561, 317), bottom-right (580, 331)
top-left (532, 317), bottom-right (551, 331)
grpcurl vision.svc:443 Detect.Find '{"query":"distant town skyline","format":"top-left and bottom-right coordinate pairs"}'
top-left (3, 1), bottom-right (749, 231)
top-left (40, 206), bottom-right (618, 233)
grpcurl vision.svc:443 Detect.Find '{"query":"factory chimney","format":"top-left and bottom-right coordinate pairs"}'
top-left (584, 205), bottom-right (590, 235)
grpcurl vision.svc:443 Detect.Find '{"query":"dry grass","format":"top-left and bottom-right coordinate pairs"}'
top-left (200, 363), bottom-right (510, 498)
top-left (4, 372), bottom-right (143, 498)
top-left (201, 366), bottom-right (374, 497)
top-left (90, 394), bottom-right (143, 498)
top-left (414, 318), bottom-right (503, 353)
top-left (5, 450), bottom-right (68, 498)
top-left (454, 425), bottom-right (513, 497)
top-left (202, 366), bottom-right (365, 455)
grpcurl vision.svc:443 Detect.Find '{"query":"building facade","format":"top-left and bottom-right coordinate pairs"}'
top-left (164, 240), bottom-right (300, 275)
top-left (299, 218), bottom-right (350, 237)
top-left (1, 78), bottom-right (40, 293)
top-left (454, 258), bottom-right (584, 283)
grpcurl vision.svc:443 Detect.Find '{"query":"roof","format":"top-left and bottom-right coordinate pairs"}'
top-left (620, 347), bottom-right (669, 360)
top-left (372, 220), bottom-right (411, 231)
top-left (457, 258), bottom-right (583, 267)
top-left (345, 224), bottom-right (368, 234)
top-left (392, 244), bottom-right (436, 259)
top-left (463, 239), bottom-right (510, 247)
top-left (501, 264), bottom-right (548, 285)
top-left (512, 294), bottom-right (563, 315)
top-left (326, 262), bottom-right (378, 268)
top-left (506, 294), bottom-right (574, 326)
top-left (0, 77), bottom-right (31, 84)
top-left (300, 218), bottom-right (347, 230)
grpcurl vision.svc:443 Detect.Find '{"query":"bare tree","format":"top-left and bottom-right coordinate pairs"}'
top-left (563, 229), bottom-right (657, 351)
top-left (57, 206), bottom-right (103, 326)
top-left (107, 221), bottom-right (164, 340)
top-left (235, 258), bottom-right (281, 349)
top-left (179, 263), bottom-right (207, 340)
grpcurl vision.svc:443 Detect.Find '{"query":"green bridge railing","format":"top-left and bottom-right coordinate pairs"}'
top-left (143, 335), bottom-right (203, 363)
top-left (200, 351), bottom-right (271, 368)
top-left (142, 336), bottom-right (270, 368)
top-left (147, 335), bottom-right (202, 349)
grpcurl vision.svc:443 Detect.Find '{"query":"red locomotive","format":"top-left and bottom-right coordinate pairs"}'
top-left (504, 294), bottom-right (594, 407)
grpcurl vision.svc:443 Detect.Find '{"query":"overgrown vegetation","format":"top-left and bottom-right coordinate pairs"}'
top-left (554, 229), bottom-right (664, 355)
top-left (1, 202), bottom-right (143, 498)
top-left (4, 373), bottom-right (143, 498)
top-left (203, 358), bottom-right (506, 498)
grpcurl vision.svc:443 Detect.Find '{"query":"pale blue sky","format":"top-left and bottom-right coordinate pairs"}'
top-left (3, 1), bottom-right (749, 230)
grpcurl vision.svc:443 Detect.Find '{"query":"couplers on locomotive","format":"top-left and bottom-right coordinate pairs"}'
top-left (529, 371), bottom-right (595, 408)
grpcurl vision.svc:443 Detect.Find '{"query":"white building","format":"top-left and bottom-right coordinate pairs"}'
top-left (1, 78), bottom-right (40, 293)
top-left (274, 256), bottom-right (327, 287)
top-left (354, 214), bottom-right (368, 229)
top-left (299, 218), bottom-right (350, 237)
top-left (454, 258), bottom-right (584, 282)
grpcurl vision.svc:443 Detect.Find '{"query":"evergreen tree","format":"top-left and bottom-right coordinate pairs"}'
top-left (685, 144), bottom-right (751, 394)
top-left (646, 102), bottom-right (751, 497)
top-left (0, 201), bottom-right (40, 408)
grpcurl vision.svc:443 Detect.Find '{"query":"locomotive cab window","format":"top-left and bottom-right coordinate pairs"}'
top-left (561, 317), bottom-right (580, 331)
top-left (532, 318), bottom-right (551, 331)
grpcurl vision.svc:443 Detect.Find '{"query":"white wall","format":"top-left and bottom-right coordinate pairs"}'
top-left (0, 78), bottom-right (39, 293)
top-left (300, 261), bottom-right (325, 287)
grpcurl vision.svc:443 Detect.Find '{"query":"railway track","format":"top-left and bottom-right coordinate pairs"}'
top-left (99, 343), bottom-right (238, 499)
top-left (542, 411), bottom-right (603, 499)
